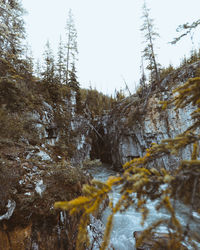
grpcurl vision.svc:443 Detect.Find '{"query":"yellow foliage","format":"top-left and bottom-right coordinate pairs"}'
top-left (54, 76), bottom-right (200, 249)
top-left (191, 143), bottom-right (198, 160)
top-left (159, 100), bottom-right (168, 110)
top-left (100, 214), bottom-right (113, 250)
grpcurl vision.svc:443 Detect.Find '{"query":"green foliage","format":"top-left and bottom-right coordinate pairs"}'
top-left (140, 2), bottom-right (160, 83)
top-left (65, 9), bottom-right (78, 84)
top-left (81, 88), bottom-right (114, 116)
top-left (171, 19), bottom-right (200, 45)
top-left (41, 40), bottom-right (56, 83)
top-left (0, 0), bottom-right (34, 80)
top-left (0, 0), bottom-right (25, 59)
top-left (179, 49), bottom-right (200, 68)
top-left (56, 36), bottom-right (66, 84)
top-left (0, 70), bottom-right (72, 150)
top-left (45, 82), bottom-right (71, 104)
top-left (68, 63), bottom-right (83, 114)
top-left (0, 107), bottom-right (24, 140)
top-left (115, 89), bottom-right (125, 101)
top-left (160, 64), bottom-right (174, 80)
top-left (55, 77), bottom-right (200, 249)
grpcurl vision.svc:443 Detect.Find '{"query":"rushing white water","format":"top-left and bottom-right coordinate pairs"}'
top-left (89, 164), bottom-right (200, 250)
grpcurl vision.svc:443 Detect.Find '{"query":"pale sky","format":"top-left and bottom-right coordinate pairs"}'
top-left (22, 0), bottom-right (200, 95)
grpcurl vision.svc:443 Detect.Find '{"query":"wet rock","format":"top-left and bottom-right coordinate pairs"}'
top-left (88, 215), bottom-right (114, 250)
top-left (133, 231), bottom-right (188, 250)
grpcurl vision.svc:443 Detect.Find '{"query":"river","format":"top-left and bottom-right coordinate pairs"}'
top-left (88, 164), bottom-right (200, 250)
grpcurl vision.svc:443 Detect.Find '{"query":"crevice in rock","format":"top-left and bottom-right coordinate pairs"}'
top-left (90, 124), bottom-right (112, 165)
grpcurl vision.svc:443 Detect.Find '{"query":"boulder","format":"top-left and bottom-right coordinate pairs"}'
top-left (0, 159), bottom-right (90, 250)
top-left (133, 231), bottom-right (187, 250)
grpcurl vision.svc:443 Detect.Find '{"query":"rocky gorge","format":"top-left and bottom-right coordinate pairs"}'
top-left (0, 61), bottom-right (200, 249)
top-left (92, 61), bottom-right (200, 171)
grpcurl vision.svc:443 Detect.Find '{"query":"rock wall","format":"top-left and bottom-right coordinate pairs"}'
top-left (24, 94), bottom-right (92, 165)
top-left (0, 160), bottom-right (90, 250)
top-left (0, 83), bottom-right (93, 249)
top-left (100, 61), bottom-right (200, 170)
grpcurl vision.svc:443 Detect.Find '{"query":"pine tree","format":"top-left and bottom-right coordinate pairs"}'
top-left (68, 63), bottom-right (82, 114)
top-left (140, 1), bottom-right (160, 83)
top-left (35, 58), bottom-right (41, 79)
top-left (65, 9), bottom-right (78, 84)
top-left (42, 40), bottom-right (56, 83)
top-left (0, 0), bottom-right (26, 77)
top-left (139, 56), bottom-right (147, 94)
top-left (0, 0), bottom-right (25, 60)
top-left (57, 36), bottom-right (66, 84)
top-left (115, 88), bottom-right (125, 101)
top-left (23, 43), bottom-right (34, 75)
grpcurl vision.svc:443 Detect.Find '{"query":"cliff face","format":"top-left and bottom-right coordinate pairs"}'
top-left (0, 80), bottom-right (93, 249)
top-left (0, 79), bottom-right (92, 165)
top-left (0, 160), bottom-right (90, 250)
top-left (98, 61), bottom-right (200, 170)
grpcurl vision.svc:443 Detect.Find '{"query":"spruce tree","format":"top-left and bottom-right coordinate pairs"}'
top-left (65, 9), bottom-right (78, 84)
top-left (42, 40), bottom-right (56, 83)
top-left (23, 43), bottom-right (34, 76)
top-left (0, 0), bottom-right (25, 58)
top-left (68, 63), bottom-right (82, 114)
top-left (57, 36), bottom-right (66, 84)
top-left (0, 0), bottom-right (25, 76)
top-left (140, 1), bottom-right (160, 83)
top-left (35, 58), bottom-right (41, 79)
top-left (139, 56), bottom-right (147, 95)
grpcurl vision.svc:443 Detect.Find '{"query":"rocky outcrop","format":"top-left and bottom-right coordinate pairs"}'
top-left (97, 61), bottom-right (200, 170)
top-left (0, 79), bottom-right (102, 249)
top-left (133, 231), bottom-right (187, 250)
top-left (0, 79), bottom-right (93, 167)
top-left (24, 96), bottom-right (92, 165)
top-left (0, 158), bottom-right (90, 250)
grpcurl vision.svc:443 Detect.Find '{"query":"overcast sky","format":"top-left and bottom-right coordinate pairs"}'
top-left (22, 0), bottom-right (200, 95)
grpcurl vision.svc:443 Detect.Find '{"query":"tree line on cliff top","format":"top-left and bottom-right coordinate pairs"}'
top-left (0, 0), bottom-right (115, 118)
top-left (1, 0), bottom-right (200, 114)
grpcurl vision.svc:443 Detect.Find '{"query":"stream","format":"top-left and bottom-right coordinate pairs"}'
top-left (88, 164), bottom-right (200, 250)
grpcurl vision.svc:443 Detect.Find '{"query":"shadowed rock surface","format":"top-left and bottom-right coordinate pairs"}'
top-left (93, 61), bottom-right (200, 171)
top-left (0, 157), bottom-right (90, 250)
top-left (133, 231), bottom-right (188, 250)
